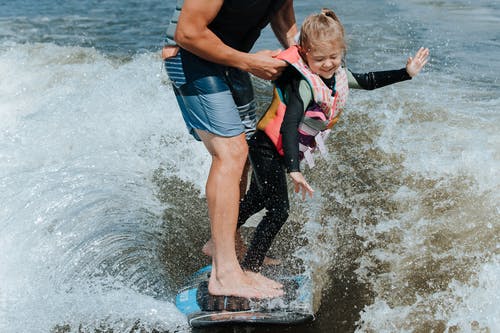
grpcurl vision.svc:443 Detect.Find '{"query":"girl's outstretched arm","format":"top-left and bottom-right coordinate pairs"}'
top-left (406, 47), bottom-right (430, 77)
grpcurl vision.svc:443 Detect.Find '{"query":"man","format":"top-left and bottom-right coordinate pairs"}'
top-left (163, 0), bottom-right (297, 299)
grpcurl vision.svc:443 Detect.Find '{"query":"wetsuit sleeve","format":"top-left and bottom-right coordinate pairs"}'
top-left (280, 78), bottom-right (311, 173)
top-left (347, 68), bottom-right (411, 90)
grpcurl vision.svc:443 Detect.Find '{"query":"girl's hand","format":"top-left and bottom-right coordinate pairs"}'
top-left (406, 47), bottom-right (430, 77)
top-left (289, 172), bottom-right (314, 200)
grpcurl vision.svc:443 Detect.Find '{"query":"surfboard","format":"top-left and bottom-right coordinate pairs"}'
top-left (175, 265), bottom-right (314, 328)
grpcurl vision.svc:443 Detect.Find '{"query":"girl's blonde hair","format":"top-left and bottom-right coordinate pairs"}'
top-left (299, 8), bottom-right (346, 54)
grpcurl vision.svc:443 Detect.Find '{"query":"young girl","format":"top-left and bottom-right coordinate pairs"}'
top-left (237, 8), bottom-right (429, 280)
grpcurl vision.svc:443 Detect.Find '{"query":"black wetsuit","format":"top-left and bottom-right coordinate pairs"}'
top-left (239, 67), bottom-right (412, 272)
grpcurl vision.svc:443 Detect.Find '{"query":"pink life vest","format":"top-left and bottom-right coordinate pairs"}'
top-left (257, 46), bottom-right (349, 168)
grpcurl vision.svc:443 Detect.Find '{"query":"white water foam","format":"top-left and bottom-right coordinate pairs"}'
top-left (0, 42), bottom-right (208, 332)
top-left (285, 58), bottom-right (498, 331)
top-left (348, 74), bottom-right (499, 332)
top-left (1, 17), bottom-right (499, 331)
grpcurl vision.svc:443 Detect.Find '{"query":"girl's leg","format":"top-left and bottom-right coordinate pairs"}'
top-left (241, 145), bottom-right (290, 273)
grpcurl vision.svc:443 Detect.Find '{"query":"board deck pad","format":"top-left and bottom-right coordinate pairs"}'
top-left (175, 265), bottom-right (314, 327)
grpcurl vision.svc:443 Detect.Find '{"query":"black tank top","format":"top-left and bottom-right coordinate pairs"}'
top-left (165, 0), bottom-right (286, 52)
top-left (209, 0), bottom-right (286, 52)
top-left (167, 0), bottom-right (287, 83)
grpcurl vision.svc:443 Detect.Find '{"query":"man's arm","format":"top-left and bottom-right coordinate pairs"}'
top-left (175, 0), bottom-right (287, 80)
top-left (270, 0), bottom-right (298, 48)
top-left (174, 0), bottom-right (238, 66)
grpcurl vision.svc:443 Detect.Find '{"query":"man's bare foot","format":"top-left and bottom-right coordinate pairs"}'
top-left (208, 268), bottom-right (284, 299)
top-left (244, 270), bottom-right (283, 290)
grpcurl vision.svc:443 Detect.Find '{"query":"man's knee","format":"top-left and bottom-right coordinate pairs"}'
top-left (231, 136), bottom-right (249, 160)
top-left (214, 135), bottom-right (248, 167)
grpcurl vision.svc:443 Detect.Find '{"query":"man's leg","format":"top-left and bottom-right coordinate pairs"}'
top-left (196, 130), bottom-right (283, 298)
top-left (203, 64), bottom-right (255, 262)
top-left (202, 158), bottom-right (250, 262)
top-left (202, 158), bottom-right (281, 265)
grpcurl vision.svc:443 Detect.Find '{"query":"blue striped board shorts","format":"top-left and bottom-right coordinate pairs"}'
top-left (164, 49), bottom-right (257, 141)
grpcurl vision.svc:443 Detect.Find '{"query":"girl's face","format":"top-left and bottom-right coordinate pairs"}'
top-left (303, 40), bottom-right (343, 79)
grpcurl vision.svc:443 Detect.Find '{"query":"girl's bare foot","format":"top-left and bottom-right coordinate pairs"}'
top-left (201, 239), bottom-right (213, 256)
top-left (263, 256), bottom-right (281, 266)
top-left (203, 234), bottom-right (246, 262)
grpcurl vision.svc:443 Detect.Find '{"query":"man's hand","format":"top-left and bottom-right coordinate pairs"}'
top-left (161, 45), bottom-right (179, 60)
top-left (246, 49), bottom-right (288, 81)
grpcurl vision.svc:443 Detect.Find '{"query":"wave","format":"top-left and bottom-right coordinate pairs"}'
top-left (1, 41), bottom-right (498, 332)
top-left (0, 42), bottom-right (194, 332)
